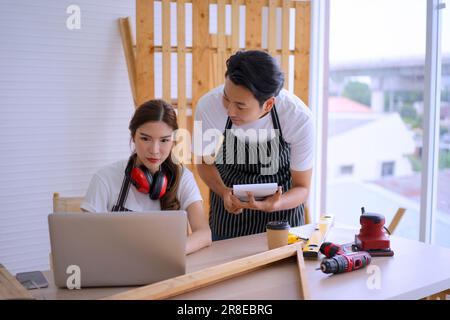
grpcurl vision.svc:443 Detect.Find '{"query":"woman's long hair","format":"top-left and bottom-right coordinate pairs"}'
top-left (129, 99), bottom-right (181, 210)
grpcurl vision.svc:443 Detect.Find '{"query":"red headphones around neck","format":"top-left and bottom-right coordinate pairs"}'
top-left (125, 154), bottom-right (169, 200)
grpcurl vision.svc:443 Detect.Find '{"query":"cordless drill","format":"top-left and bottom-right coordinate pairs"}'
top-left (319, 242), bottom-right (372, 274)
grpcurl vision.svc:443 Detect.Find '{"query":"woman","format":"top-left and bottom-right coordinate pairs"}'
top-left (81, 99), bottom-right (212, 254)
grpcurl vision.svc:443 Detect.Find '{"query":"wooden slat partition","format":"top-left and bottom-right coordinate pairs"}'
top-left (133, 0), bottom-right (311, 108)
top-left (136, 0), bottom-right (155, 106)
top-left (294, 0), bottom-right (311, 104)
top-left (162, 0), bottom-right (171, 102)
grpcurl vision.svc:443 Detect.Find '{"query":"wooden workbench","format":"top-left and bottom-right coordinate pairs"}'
top-left (31, 224), bottom-right (450, 300)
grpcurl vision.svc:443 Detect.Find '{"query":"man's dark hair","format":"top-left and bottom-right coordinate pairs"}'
top-left (225, 50), bottom-right (285, 107)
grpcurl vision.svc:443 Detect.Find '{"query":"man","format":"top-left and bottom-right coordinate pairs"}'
top-left (193, 50), bottom-right (314, 241)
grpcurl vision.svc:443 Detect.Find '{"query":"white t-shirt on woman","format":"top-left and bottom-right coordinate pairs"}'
top-left (81, 159), bottom-right (202, 213)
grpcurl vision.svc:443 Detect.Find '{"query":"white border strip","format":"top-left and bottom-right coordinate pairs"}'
top-left (420, 0), bottom-right (444, 243)
top-left (308, 0), bottom-right (329, 222)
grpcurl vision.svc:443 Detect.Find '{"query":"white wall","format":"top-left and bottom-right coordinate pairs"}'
top-left (328, 113), bottom-right (415, 183)
top-left (0, 0), bottom-right (136, 274)
top-left (0, 1), bottom-right (304, 275)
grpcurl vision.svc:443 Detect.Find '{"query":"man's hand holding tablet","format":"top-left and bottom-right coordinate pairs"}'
top-left (231, 183), bottom-right (283, 213)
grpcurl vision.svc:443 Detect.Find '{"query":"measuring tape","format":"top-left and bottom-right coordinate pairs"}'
top-left (302, 215), bottom-right (334, 258)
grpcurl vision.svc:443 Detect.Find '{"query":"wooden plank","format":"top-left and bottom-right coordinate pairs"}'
top-left (281, 0), bottom-right (290, 89)
top-left (217, 0), bottom-right (226, 85)
top-left (296, 246), bottom-right (310, 300)
top-left (136, 0), bottom-right (155, 106)
top-left (294, 1), bottom-right (310, 104)
top-left (119, 17), bottom-right (138, 108)
top-left (245, 0), bottom-right (264, 50)
top-left (149, 45), bottom-right (304, 55)
top-left (267, 0), bottom-right (277, 56)
top-left (151, 0), bottom-right (298, 7)
top-left (0, 264), bottom-right (33, 300)
top-left (177, 0), bottom-right (187, 133)
top-left (210, 49), bottom-right (219, 88)
top-left (102, 243), bottom-right (303, 300)
top-left (145, 46), bottom-right (192, 53)
top-left (388, 208), bottom-right (406, 235)
top-left (192, 0), bottom-right (211, 214)
top-left (162, 0), bottom-right (171, 102)
top-left (177, 0), bottom-right (189, 165)
top-left (231, 0), bottom-right (240, 55)
top-left (192, 0), bottom-right (211, 108)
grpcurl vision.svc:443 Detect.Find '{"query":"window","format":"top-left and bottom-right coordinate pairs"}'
top-left (326, 0), bottom-right (425, 239)
top-left (339, 165), bottom-right (354, 176)
top-left (381, 161), bottom-right (395, 177)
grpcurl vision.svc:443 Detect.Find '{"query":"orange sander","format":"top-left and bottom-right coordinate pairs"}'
top-left (352, 207), bottom-right (394, 257)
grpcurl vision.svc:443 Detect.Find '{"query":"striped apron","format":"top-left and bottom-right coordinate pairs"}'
top-left (210, 106), bottom-right (305, 239)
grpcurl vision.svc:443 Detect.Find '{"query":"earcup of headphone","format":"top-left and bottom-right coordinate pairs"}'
top-left (125, 154), bottom-right (169, 200)
top-left (129, 165), bottom-right (153, 194)
top-left (149, 169), bottom-right (168, 200)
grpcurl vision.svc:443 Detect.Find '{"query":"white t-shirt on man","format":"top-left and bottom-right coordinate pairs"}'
top-left (192, 85), bottom-right (314, 171)
top-left (81, 159), bottom-right (202, 213)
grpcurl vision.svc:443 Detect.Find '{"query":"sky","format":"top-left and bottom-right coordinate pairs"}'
top-left (329, 0), bottom-right (450, 64)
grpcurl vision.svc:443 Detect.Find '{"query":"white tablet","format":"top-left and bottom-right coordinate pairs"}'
top-left (233, 183), bottom-right (278, 202)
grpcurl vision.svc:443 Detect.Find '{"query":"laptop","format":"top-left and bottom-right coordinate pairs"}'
top-left (48, 211), bottom-right (187, 288)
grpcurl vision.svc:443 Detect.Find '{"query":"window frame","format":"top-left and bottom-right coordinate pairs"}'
top-left (380, 161), bottom-right (395, 178)
top-left (308, 0), bottom-right (329, 221)
top-left (420, 0), bottom-right (445, 243)
top-left (339, 164), bottom-right (354, 176)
